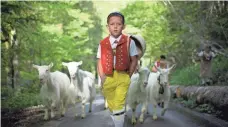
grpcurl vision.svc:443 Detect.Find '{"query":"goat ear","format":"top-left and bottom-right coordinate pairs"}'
top-left (32, 64), bottom-right (38, 69)
top-left (62, 62), bottom-right (68, 66)
top-left (79, 61), bottom-right (83, 65)
top-left (168, 64), bottom-right (176, 71)
top-left (49, 62), bottom-right (54, 68)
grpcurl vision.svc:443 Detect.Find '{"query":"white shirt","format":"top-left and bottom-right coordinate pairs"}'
top-left (97, 35), bottom-right (138, 66)
top-left (198, 51), bottom-right (216, 57)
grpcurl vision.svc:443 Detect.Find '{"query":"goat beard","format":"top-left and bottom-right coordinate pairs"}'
top-left (159, 85), bottom-right (164, 94)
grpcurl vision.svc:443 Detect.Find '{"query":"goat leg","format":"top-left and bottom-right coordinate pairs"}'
top-left (139, 102), bottom-right (147, 123)
top-left (89, 99), bottom-right (93, 113)
top-left (81, 103), bottom-right (86, 119)
top-left (44, 108), bottom-right (49, 120)
top-left (152, 103), bottom-right (158, 120)
top-left (161, 101), bottom-right (168, 116)
top-left (131, 104), bottom-right (137, 125)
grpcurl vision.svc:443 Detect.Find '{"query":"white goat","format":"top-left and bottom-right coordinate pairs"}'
top-left (62, 61), bottom-right (96, 118)
top-left (33, 63), bottom-right (71, 120)
top-left (127, 67), bottom-right (150, 124)
top-left (140, 64), bottom-right (175, 121)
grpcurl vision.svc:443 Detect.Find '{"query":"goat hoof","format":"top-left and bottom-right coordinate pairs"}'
top-left (89, 110), bottom-right (92, 113)
top-left (51, 115), bottom-right (55, 119)
top-left (81, 114), bottom-right (85, 119)
top-left (152, 115), bottom-right (158, 120)
top-left (139, 118), bottom-right (143, 123)
top-left (44, 117), bottom-right (49, 121)
top-left (161, 110), bottom-right (166, 116)
top-left (146, 111), bottom-right (149, 114)
top-left (61, 114), bottom-right (65, 117)
top-left (131, 119), bottom-right (137, 125)
top-left (131, 121), bottom-right (136, 125)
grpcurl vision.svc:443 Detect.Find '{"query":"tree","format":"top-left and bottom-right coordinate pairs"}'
top-left (1, 1), bottom-right (103, 89)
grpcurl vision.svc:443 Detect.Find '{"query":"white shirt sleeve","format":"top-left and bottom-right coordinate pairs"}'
top-left (198, 51), bottom-right (203, 57)
top-left (129, 40), bottom-right (138, 56)
top-left (211, 52), bottom-right (216, 57)
top-left (96, 44), bottom-right (101, 59)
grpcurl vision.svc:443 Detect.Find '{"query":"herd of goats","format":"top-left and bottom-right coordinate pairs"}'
top-left (33, 61), bottom-right (175, 124)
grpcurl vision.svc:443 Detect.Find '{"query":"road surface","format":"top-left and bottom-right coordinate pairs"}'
top-left (32, 95), bottom-right (228, 127)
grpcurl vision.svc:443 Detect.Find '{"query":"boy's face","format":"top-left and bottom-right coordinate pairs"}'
top-left (107, 16), bottom-right (125, 38)
top-left (160, 58), bottom-right (165, 61)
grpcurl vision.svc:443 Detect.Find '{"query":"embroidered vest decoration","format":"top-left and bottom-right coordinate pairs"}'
top-left (100, 34), bottom-right (131, 75)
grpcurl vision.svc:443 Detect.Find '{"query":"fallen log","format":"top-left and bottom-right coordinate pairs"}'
top-left (170, 85), bottom-right (228, 119)
top-left (170, 85), bottom-right (228, 121)
top-left (170, 85), bottom-right (228, 109)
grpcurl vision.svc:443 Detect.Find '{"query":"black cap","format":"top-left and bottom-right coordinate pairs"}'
top-left (160, 55), bottom-right (166, 59)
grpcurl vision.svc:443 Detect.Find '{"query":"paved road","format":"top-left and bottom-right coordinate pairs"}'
top-left (32, 95), bottom-right (228, 127)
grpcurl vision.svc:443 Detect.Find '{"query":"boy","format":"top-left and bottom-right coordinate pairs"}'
top-left (198, 45), bottom-right (216, 85)
top-left (151, 55), bottom-right (168, 72)
top-left (97, 12), bottom-right (138, 127)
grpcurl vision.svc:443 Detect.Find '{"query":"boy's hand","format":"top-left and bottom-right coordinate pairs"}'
top-left (100, 75), bottom-right (106, 86)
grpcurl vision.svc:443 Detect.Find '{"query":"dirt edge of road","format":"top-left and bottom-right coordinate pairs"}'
top-left (169, 102), bottom-right (228, 127)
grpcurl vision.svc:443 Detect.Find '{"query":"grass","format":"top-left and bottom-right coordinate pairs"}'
top-left (170, 64), bottom-right (200, 85)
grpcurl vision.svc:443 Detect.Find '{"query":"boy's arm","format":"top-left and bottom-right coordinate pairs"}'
top-left (97, 59), bottom-right (106, 84)
top-left (128, 56), bottom-right (138, 77)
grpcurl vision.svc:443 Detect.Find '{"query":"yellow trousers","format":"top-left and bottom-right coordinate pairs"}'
top-left (102, 70), bottom-right (130, 113)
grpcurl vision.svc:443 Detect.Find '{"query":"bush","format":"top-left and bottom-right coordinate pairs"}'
top-left (170, 64), bottom-right (200, 85)
top-left (170, 54), bottom-right (228, 86)
top-left (1, 83), bottom-right (42, 109)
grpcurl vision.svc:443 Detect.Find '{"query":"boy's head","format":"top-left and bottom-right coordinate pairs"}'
top-left (107, 12), bottom-right (125, 38)
top-left (107, 12), bottom-right (125, 24)
top-left (204, 45), bottom-right (212, 52)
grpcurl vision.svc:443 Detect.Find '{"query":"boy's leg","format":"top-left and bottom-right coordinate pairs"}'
top-left (102, 76), bottom-right (116, 112)
top-left (112, 71), bottom-right (131, 127)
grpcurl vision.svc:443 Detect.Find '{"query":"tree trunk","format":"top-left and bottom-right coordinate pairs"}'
top-left (8, 29), bottom-right (20, 89)
top-left (170, 85), bottom-right (228, 109)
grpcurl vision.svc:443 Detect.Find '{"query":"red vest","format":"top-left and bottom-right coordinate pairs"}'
top-left (100, 34), bottom-right (131, 75)
top-left (151, 60), bottom-right (167, 72)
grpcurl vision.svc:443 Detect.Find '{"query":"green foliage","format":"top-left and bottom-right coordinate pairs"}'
top-left (212, 55), bottom-right (228, 72)
top-left (121, 1), bottom-right (228, 86)
top-left (1, 1), bottom-right (102, 90)
top-left (122, 1), bottom-right (172, 60)
top-left (1, 1), bottom-right (103, 108)
top-left (122, 1), bottom-right (228, 70)
top-left (170, 54), bottom-right (228, 86)
top-left (174, 98), bottom-right (215, 114)
top-left (195, 104), bottom-right (215, 114)
top-left (173, 97), bottom-right (197, 109)
top-left (1, 84), bottom-right (41, 109)
top-left (170, 64), bottom-right (200, 85)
